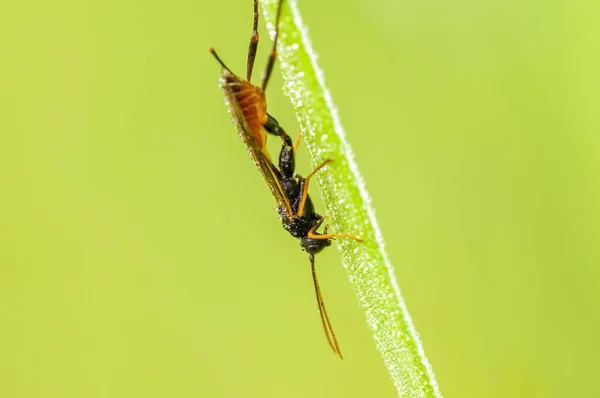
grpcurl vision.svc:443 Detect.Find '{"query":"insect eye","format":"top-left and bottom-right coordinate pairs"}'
top-left (302, 238), bottom-right (327, 255)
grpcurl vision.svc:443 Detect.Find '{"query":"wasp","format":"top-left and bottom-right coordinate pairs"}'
top-left (209, 0), bottom-right (362, 359)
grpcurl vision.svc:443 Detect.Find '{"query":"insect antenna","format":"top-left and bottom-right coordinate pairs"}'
top-left (261, 0), bottom-right (284, 91)
top-left (209, 47), bottom-right (236, 76)
top-left (310, 254), bottom-right (343, 359)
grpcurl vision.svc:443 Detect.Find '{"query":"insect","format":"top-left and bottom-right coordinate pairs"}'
top-left (209, 0), bottom-right (362, 359)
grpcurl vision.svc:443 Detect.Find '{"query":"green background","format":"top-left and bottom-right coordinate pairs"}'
top-left (2, 0), bottom-right (599, 397)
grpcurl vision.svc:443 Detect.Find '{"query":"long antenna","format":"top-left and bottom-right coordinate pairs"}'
top-left (261, 0), bottom-right (284, 91)
top-left (310, 254), bottom-right (343, 359)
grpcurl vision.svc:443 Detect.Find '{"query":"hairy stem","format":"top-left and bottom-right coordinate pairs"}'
top-left (261, 1), bottom-right (443, 397)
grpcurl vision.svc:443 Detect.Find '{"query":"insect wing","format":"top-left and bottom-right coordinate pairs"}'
top-left (221, 82), bottom-right (294, 217)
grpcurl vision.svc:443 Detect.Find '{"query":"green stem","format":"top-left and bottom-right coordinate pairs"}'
top-left (261, 1), bottom-right (442, 397)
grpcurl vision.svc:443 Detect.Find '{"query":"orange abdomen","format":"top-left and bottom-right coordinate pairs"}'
top-left (224, 74), bottom-right (268, 150)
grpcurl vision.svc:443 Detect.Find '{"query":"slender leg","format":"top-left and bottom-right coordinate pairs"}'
top-left (310, 254), bottom-right (343, 359)
top-left (296, 159), bottom-right (333, 218)
top-left (294, 129), bottom-right (302, 156)
top-left (246, 0), bottom-right (259, 81)
top-left (307, 223), bottom-right (363, 242)
top-left (262, 0), bottom-right (284, 91)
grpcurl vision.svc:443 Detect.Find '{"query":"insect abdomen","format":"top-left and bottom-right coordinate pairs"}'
top-left (223, 74), bottom-right (267, 149)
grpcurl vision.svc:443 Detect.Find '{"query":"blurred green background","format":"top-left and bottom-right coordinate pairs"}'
top-left (2, 0), bottom-right (599, 397)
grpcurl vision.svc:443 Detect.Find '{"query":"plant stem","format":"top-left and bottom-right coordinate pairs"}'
top-left (261, 1), bottom-right (443, 397)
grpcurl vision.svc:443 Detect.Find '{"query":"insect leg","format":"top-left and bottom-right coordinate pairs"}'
top-left (296, 159), bottom-right (333, 217)
top-left (307, 225), bottom-right (363, 242)
top-left (307, 217), bottom-right (363, 242)
top-left (246, 0), bottom-right (259, 81)
top-left (294, 129), bottom-right (302, 156)
top-left (261, 0), bottom-right (285, 91)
